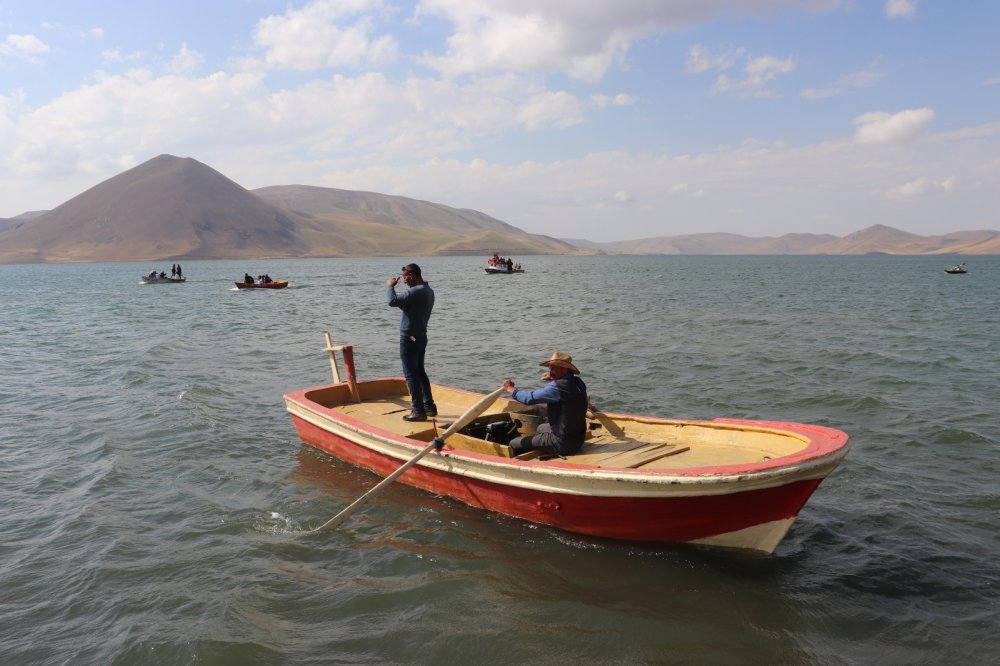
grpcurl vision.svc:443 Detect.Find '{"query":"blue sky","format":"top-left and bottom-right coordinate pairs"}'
top-left (1, 0), bottom-right (998, 241)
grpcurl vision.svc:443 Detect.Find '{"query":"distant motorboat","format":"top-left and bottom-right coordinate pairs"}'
top-left (235, 279), bottom-right (289, 289)
top-left (484, 266), bottom-right (525, 274)
top-left (944, 263), bottom-right (967, 274)
top-left (140, 274), bottom-right (186, 284)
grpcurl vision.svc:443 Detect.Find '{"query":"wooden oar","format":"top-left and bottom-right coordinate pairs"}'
top-left (311, 386), bottom-right (506, 532)
top-left (587, 402), bottom-right (627, 438)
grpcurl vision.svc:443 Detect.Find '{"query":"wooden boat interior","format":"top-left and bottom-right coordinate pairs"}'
top-left (301, 379), bottom-right (811, 470)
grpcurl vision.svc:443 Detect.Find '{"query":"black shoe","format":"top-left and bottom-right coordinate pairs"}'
top-left (403, 411), bottom-right (427, 422)
top-left (425, 405), bottom-right (438, 417)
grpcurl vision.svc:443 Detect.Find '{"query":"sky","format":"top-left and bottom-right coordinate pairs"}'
top-left (1, 0), bottom-right (999, 242)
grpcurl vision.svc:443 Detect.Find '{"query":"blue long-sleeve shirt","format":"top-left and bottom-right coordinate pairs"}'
top-left (510, 382), bottom-right (561, 405)
top-left (387, 282), bottom-right (434, 336)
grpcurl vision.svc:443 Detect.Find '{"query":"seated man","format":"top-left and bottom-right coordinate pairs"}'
top-left (502, 351), bottom-right (589, 457)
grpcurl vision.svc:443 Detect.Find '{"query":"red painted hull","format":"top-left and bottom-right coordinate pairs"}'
top-left (290, 414), bottom-right (824, 544)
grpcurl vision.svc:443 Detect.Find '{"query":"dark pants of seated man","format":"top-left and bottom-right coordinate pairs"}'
top-left (509, 423), bottom-right (568, 457)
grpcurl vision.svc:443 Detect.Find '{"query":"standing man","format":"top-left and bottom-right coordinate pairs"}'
top-left (502, 352), bottom-right (589, 457)
top-left (387, 263), bottom-right (437, 422)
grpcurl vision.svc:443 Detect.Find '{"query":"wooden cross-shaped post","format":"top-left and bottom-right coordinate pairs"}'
top-left (323, 331), bottom-right (342, 383)
top-left (323, 332), bottom-right (361, 402)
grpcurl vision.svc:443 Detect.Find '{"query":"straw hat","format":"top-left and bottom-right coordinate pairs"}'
top-left (540, 351), bottom-right (580, 374)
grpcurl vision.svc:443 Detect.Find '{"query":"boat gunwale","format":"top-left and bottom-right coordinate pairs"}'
top-left (283, 379), bottom-right (850, 483)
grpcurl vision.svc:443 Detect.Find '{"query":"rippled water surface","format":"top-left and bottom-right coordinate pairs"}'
top-left (1, 255), bottom-right (998, 665)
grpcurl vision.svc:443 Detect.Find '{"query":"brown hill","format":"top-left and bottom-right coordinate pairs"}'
top-left (253, 184), bottom-right (575, 256)
top-left (0, 210), bottom-right (47, 234)
top-left (0, 155), bottom-right (309, 263)
top-left (806, 224), bottom-right (1000, 255)
top-left (596, 231), bottom-right (837, 255)
top-left (574, 225), bottom-right (1000, 255)
top-left (0, 155), bottom-right (578, 263)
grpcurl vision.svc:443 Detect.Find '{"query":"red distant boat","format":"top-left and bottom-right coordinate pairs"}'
top-left (285, 343), bottom-right (850, 554)
top-left (235, 279), bottom-right (288, 289)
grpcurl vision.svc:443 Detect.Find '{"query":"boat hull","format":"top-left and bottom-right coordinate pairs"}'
top-left (285, 380), bottom-right (849, 554)
top-left (234, 280), bottom-right (288, 289)
top-left (140, 276), bottom-right (186, 283)
top-left (484, 267), bottom-right (524, 274)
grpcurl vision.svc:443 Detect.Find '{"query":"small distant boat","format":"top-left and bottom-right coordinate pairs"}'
top-left (235, 279), bottom-right (289, 289)
top-left (944, 263), bottom-right (967, 274)
top-left (484, 266), bottom-right (525, 274)
top-left (285, 340), bottom-right (850, 554)
top-left (140, 274), bottom-right (186, 284)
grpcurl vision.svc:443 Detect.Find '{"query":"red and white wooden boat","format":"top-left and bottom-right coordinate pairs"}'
top-left (285, 343), bottom-right (849, 554)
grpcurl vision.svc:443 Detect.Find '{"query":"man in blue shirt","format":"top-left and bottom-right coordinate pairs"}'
top-left (502, 351), bottom-right (589, 457)
top-left (387, 263), bottom-right (437, 422)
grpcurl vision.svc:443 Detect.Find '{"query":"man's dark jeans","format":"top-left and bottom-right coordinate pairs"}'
top-left (400, 334), bottom-right (434, 413)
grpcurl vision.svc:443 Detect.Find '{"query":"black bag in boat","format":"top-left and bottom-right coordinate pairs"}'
top-left (461, 418), bottom-right (521, 444)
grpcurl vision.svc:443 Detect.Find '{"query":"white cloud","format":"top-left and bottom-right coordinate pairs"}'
top-left (254, 0), bottom-right (398, 70)
top-left (418, 3), bottom-right (630, 82)
top-left (685, 44), bottom-right (741, 73)
top-left (886, 176), bottom-right (956, 200)
top-left (801, 65), bottom-right (884, 99)
top-left (885, 0), bottom-right (917, 19)
top-left (102, 48), bottom-right (145, 64)
top-left (711, 55), bottom-right (795, 97)
top-left (853, 108), bottom-right (935, 145)
top-left (167, 43), bottom-right (205, 76)
top-left (418, 0), bottom-right (831, 82)
top-left (591, 93), bottom-right (636, 108)
top-left (517, 90), bottom-right (583, 130)
top-left (2, 33), bottom-right (50, 61)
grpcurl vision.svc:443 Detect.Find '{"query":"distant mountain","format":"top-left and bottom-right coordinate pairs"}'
top-left (253, 184), bottom-right (575, 257)
top-left (567, 224), bottom-right (1000, 255)
top-left (0, 210), bottom-right (47, 234)
top-left (0, 155), bottom-right (578, 263)
top-left (806, 224), bottom-right (1000, 255)
top-left (591, 232), bottom-right (837, 255)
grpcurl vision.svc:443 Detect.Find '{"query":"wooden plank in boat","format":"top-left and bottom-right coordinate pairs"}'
top-left (571, 442), bottom-right (689, 468)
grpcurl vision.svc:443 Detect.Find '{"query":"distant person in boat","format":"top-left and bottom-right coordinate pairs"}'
top-left (176, 264), bottom-right (182, 279)
top-left (244, 273), bottom-right (254, 285)
top-left (261, 274), bottom-right (272, 284)
top-left (387, 262), bottom-right (437, 422)
top-left (159, 271), bottom-right (166, 278)
top-left (148, 270), bottom-right (157, 278)
top-left (506, 258), bottom-right (513, 271)
top-left (502, 352), bottom-right (589, 457)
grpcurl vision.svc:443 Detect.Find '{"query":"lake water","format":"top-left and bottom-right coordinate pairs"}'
top-left (1, 255), bottom-right (998, 665)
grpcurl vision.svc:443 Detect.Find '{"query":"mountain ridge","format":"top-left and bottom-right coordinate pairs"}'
top-left (571, 223), bottom-right (1000, 255)
top-left (2, 154), bottom-right (999, 263)
top-left (0, 155), bottom-right (577, 263)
